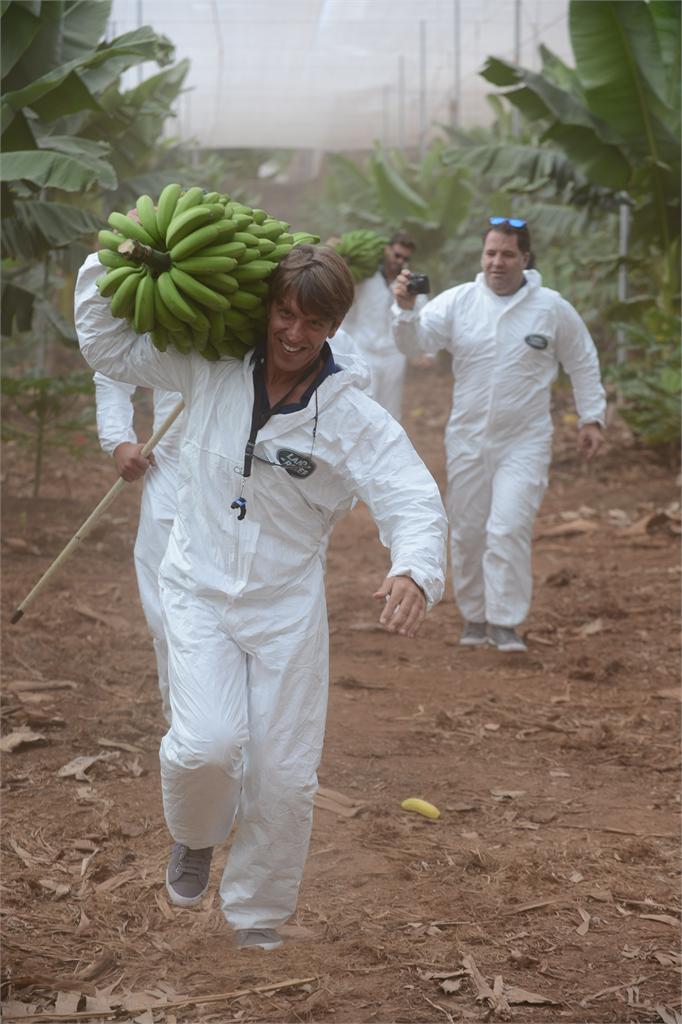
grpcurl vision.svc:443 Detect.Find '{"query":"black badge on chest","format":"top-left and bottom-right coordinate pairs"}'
top-left (524, 333), bottom-right (549, 350)
top-left (276, 448), bottom-right (317, 478)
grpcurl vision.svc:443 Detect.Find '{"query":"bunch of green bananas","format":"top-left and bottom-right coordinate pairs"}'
top-left (333, 230), bottom-right (388, 284)
top-left (96, 185), bottom-right (320, 361)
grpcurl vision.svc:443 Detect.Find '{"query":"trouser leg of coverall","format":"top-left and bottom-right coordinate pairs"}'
top-left (446, 453), bottom-right (491, 623)
top-left (483, 453), bottom-right (548, 628)
top-left (133, 502), bottom-right (173, 724)
top-left (158, 581), bottom-right (329, 931)
top-left (368, 350), bottom-right (406, 422)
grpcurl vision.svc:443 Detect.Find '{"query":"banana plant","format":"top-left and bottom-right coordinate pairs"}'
top-left (1, 0), bottom-right (187, 335)
top-left (319, 139), bottom-right (473, 288)
top-left (473, 0), bottom-right (680, 314)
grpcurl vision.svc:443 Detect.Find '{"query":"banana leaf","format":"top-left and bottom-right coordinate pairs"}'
top-left (1, 147), bottom-right (117, 191)
top-left (1, 200), bottom-right (102, 259)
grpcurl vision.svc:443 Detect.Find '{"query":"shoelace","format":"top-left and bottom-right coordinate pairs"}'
top-left (176, 847), bottom-right (210, 878)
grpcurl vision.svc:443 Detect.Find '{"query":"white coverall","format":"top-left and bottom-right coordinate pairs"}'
top-left (93, 374), bottom-right (182, 723)
top-left (392, 269), bottom-right (606, 628)
top-left (341, 270), bottom-right (425, 421)
top-left (76, 253), bottom-right (447, 933)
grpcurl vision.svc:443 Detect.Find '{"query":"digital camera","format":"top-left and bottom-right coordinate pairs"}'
top-left (406, 273), bottom-right (430, 294)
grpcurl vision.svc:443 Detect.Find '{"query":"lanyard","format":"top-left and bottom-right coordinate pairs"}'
top-left (231, 351), bottom-right (322, 520)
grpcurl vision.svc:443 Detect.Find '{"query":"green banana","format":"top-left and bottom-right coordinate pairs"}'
top-left (109, 268), bottom-right (144, 318)
top-left (197, 273), bottom-right (239, 294)
top-left (172, 186), bottom-right (205, 219)
top-left (223, 308), bottom-right (252, 331)
top-left (247, 222), bottom-right (284, 241)
top-left (136, 195), bottom-right (163, 245)
top-left (182, 298), bottom-right (211, 334)
top-left (98, 250), bottom-right (129, 269)
top-left (98, 229), bottom-right (125, 251)
top-left (242, 281), bottom-right (269, 298)
top-left (231, 214), bottom-right (253, 231)
top-left (151, 325), bottom-right (169, 352)
top-left (133, 271), bottom-right (155, 334)
top-left (250, 208), bottom-right (267, 224)
top-left (233, 260), bottom-right (276, 282)
top-left (154, 282), bottom-right (186, 333)
top-left (202, 191), bottom-right (220, 204)
top-left (169, 221), bottom-right (235, 262)
top-left (229, 289), bottom-right (262, 311)
top-left (277, 233), bottom-right (294, 244)
top-left (156, 183), bottom-right (183, 238)
top-left (232, 231), bottom-right (260, 247)
top-left (201, 341), bottom-right (221, 362)
top-left (257, 239), bottom-right (276, 256)
top-left (157, 272), bottom-right (199, 324)
top-left (207, 308), bottom-right (226, 345)
top-left (166, 205), bottom-right (224, 250)
top-left (238, 247), bottom-right (260, 264)
top-left (170, 331), bottom-right (194, 354)
top-left (226, 202), bottom-right (253, 217)
top-left (270, 243), bottom-right (293, 261)
top-left (291, 231), bottom-right (320, 245)
top-left (174, 255), bottom-right (237, 275)
top-left (97, 265), bottom-right (141, 297)
top-left (169, 267), bottom-right (229, 312)
top-left (108, 211), bottom-right (157, 247)
top-left (193, 241), bottom-right (246, 259)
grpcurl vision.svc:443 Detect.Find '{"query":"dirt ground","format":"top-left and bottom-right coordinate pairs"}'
top-left (1, 362), bottom-right (680, 1024)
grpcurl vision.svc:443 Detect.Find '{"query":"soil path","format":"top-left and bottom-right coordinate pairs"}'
top-left (2, 364), bottom-right (680, 1023)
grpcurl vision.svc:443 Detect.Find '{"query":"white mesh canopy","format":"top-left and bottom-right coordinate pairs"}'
top-left (110, 0), bottom-right (571, 151)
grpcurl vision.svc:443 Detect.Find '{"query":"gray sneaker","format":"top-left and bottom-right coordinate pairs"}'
top-left (488, 625), bottom-right (527, 653)
top-left (235, 928), bottom-right (283, 951)
top-left (166, 843), bottom-right (213, 907)
top-left (459, 621), bottom-right (489, 646)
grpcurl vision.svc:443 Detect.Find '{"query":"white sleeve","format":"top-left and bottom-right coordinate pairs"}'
top-left (75, 253), bottom-right (194, 394)
top-left (93, 373), bottom-right (137, 455)
top-left (391, 288), bottom-right (455, 357)
top-left (555, 298), bottom-right (607, 427)
top-left (341, 402), bottom-right (448, 609)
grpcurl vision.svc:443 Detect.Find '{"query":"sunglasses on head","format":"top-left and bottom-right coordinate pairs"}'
top-left (489, 217), bottom-right (527, 228)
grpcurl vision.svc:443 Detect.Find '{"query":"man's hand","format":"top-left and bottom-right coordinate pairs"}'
top-left (577, 423), bottom-right (603, 460)
top-left (373, 575), bottom-right (426, 638)
top-left (393, 268), bottom-right (417, 311)
top-left (113, 442), bottom-right (155, 482)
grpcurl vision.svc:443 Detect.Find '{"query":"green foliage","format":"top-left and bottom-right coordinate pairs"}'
top-left (606, 309), bottom-right (681, 453)
top-left (475, 0), bottom-right (680, 314)
top-left (1, 372), bottom-right (96, 495)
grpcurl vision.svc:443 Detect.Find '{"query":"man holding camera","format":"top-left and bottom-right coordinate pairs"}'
top-left (341, 231), bottom-right (428, 421)
top-left (392, 218), bottom-right (605, 652)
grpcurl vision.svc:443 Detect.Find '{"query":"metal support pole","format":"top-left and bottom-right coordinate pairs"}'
top-left (513, 0), bottom-right (522, 137)
top-left (398, 54), bottom-right (406, 150)
top-left (453, 0), bottom-right (461, 129)
top-left (419, 19), bottom-right (427, 156)
top-left (616, 202), bottom-right (631, 364)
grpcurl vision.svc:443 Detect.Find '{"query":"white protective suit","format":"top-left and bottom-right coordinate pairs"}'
top-left (341, 269), bottom-right (425, 421)
top-left (93, 374), bottom-right (182, 723)
top-left (76, 253), bottom-right (447, 933)
top-left (393, 269), bottom-right (606, 628)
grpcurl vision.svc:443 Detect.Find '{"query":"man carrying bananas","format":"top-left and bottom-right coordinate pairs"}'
top-left (93, 373), bottom-right (181, 723)
top-left (392, 218), bottom-right (605, 653)
top-left (340, 231), bottom-right (425, 421)
top-left (75, 243), bottom-right (447, 952)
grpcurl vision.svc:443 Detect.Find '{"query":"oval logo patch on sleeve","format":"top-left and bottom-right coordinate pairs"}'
top-left (276, 448), bottom-right (316, 478)
top-left (524, 333), bottom-right (549, 350)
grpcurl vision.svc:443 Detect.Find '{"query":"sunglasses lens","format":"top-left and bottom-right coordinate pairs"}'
top-left (489, 216), bottom-right (527, 228)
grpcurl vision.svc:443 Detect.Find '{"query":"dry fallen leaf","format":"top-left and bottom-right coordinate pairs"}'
top-left (640, 913), bottom-right (680, 929)
top-left (57, 753), bottom-right (112, 782)
top-left (536, 518), bottom-right (599, 539)
top-left (314, 786), bottom-right (365, 818)
top-left (576, 908), bottom-right (591, 935)
top-left (0, 729), bottom-right (46, 753)
top-left (576, 618), bottom-right (604, 637)
top-left (506, 985), bottom-right (559, 1006)
top-left (491, 788), bottom-right (526, 800)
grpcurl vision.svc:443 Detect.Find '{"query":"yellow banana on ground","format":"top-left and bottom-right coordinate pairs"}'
top-left (401, 798), bottom-right (441, 820)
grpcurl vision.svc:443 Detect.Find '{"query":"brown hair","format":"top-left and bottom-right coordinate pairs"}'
top-left (388, 230), bottom-right (416, 251)
top-left (268, 244), bottom-right (355, 326)
top-left (483, 221), bottom-right (535, 268)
